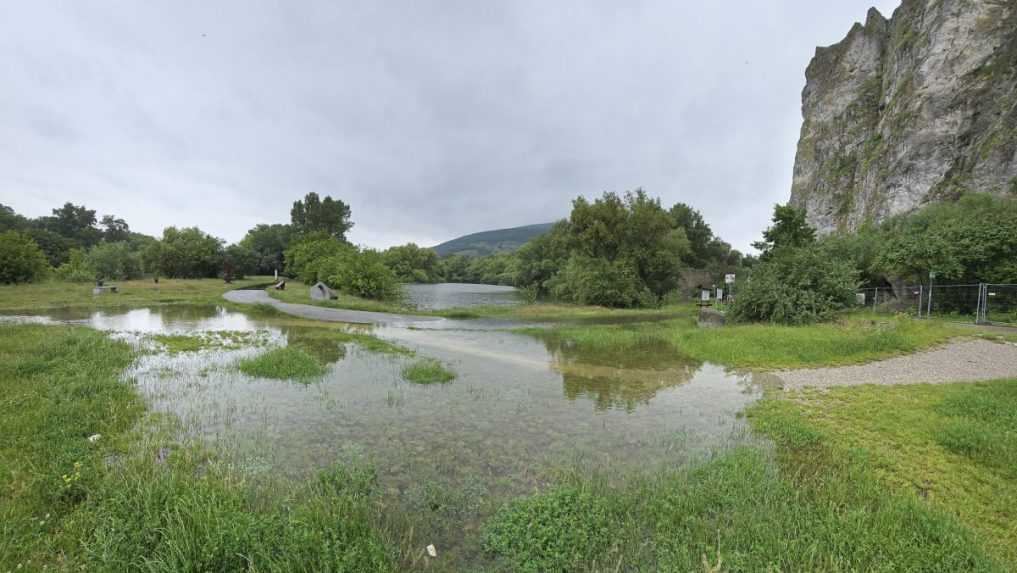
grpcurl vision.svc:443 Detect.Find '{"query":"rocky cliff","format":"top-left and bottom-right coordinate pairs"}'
top-left (789, 0), bottom-right (1017, 233)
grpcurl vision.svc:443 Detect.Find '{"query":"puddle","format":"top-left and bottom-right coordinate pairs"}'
top-left (1, 304), bottom-right (763, 567)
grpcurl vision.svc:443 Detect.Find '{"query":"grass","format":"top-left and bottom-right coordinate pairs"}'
top-left (0, 324), bottom-right (143, 569)
top-left (401, 359), bottom-right (456, 384)
top-left (238, 346), bottom-right (328, 381)
top-left (0, 323), bottom-right (397, 571)
top-left (268, 279), bottom-right (693, 322)
top-left (522, 313), bottom-right (974, 370)
top-left (747, 379), bottom-right (1017, 567)
top-left (151, 331), bottom-right (257, 354)
top-left (482, 441), bottom-right (1001, 571)
top-left (0, 277), bottom-right (273, 313)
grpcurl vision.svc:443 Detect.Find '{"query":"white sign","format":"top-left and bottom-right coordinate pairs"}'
top-left (701, 290), bottom-right (710, 302)
top-left (716, 288), bottom-right (724, 301)
top-left (724, 274), bottom-right (735, 284)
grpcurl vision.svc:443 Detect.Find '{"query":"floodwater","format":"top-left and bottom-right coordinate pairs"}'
top-left (1, 304), bottom-right (764, 567)
top-left (402, 282), bottom-right (520, 310)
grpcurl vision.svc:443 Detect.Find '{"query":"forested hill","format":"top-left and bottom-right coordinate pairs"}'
top-left (432, 222), bottom-right (554, 257)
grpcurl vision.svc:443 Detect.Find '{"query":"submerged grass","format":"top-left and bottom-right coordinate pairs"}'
top-left (151, 331), bottom-right (256, 354)
top-left (401, 359), bottom-right (456, 384)
top-left (238, 346), bottom-right (327, 381)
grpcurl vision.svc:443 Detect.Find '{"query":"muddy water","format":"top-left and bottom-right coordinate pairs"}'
top-left (2, 304), bottom-right (764, 566)
top-left (402, 282), bottom-right (519, 310)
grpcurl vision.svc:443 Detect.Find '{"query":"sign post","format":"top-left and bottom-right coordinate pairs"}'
top-left (724, 274), bottom-right (735, 300)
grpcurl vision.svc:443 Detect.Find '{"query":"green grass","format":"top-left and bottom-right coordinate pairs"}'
top-left (268, 279), bottom-right (693, 322)
top-left (523, 313), bottom-right (973, 370)
top-left (238, 346), bottom-right (328, 381)
top-left (748, 379), bottom-right (1017, 567)
top-left (151, 331), bottom-right (256, 354)
top-left (401, 359), bottom-right (456, 384)
top-left (482, 442), bottom-right (1001, 571)
top-left (0, 323), bottom-right (397, 571)
top-left (0, 324), bottom-right (143, 569)
top-left (0, 277), bottom-right (273, 312)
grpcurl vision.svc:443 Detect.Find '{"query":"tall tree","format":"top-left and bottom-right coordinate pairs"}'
top-left (100, 215), bottom-right (131, 242)
top-left (669, 202), bottom-right (714, 267)
top-left (290, 193), bottom-right (353, 240)
top-left (752, 204), bottom-right (816, 260)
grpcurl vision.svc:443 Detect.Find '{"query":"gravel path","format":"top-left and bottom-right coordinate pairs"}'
top-left (777, 339), bottom-right (1017, 389)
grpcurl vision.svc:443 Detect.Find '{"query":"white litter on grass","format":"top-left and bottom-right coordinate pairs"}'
top-left (426, 544), bottom-right (437, 558)
top-left (87, 434), bottom-right (102, 443)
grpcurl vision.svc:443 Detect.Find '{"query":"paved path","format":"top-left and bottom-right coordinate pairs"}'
top-left (777, 339), bottom-right (1017, 389)
top-left (224, 289), bottom-right (444, 326)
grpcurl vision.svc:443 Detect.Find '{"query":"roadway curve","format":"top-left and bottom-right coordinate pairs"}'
top-left (223, 289), bottom-right (444, 326)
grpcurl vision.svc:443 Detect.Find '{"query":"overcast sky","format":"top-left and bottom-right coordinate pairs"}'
top-left (1, 0), bottom-right (900, 252)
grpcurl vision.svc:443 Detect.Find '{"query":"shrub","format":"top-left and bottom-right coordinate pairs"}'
top-left (284, 234), bottom-right (351, 283)
top-left (55, 248), bottom-right (97, 282)
top-left (0, 230), bottom-right (50, 283)
top-left (86, 241), bottom-right (142, 281)
top-left (400, 359), bottom-right (456, 384)
top-left (730, 246), bottom-right (859, 324)
top-left (320, 249), bottom-right (400, 300)
top-left (547, 255), bottom-right (656, 308)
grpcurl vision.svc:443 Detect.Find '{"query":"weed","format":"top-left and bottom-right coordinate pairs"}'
top-left (401, 359), bottom-right (456, 384)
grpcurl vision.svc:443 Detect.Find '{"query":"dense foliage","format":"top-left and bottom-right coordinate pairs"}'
top-left (0, 230), bottom-right (50, 284)
top-left (381, 243), bottom-right (439, 283)
top-left (291, 192), bottom-right (353, 240)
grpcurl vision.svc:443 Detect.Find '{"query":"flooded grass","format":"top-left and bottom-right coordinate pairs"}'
top-left (238, 346), bottom-right (327, 381)
top-left (401, 359), bottom-right (456, 384)
top-left (3, 296), bottom-right (1015, 571)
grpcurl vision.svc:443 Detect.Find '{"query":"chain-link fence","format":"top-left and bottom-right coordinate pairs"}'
top-left (982, 284), bottom-right (1017, 326)
top-left (857, 283), bottom-right (1015, 326)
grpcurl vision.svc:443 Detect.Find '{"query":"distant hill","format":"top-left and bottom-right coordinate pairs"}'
top-left (432, 222), bottom-right (555, 257)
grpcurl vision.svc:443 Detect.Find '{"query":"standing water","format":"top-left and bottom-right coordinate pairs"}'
top-left (1, 303), bottom-right (764, 567)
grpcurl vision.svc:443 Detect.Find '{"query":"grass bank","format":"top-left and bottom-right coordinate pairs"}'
top-left (523, 313), bottom-right (974, 370)
top-left (268, 279), bottom-right (693, 322)
top-left (0, 277), bottom-right (272, 313)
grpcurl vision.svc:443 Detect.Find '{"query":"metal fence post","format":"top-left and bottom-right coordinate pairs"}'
top-left (917, 284), bottom-right (923, 318)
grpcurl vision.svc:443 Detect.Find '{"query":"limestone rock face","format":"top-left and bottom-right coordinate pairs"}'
top-left (789, 0), bottom-right (1017, 233)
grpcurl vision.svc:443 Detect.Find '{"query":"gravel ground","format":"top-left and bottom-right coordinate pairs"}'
top-left (777, 339), bottom-right (1017, 389)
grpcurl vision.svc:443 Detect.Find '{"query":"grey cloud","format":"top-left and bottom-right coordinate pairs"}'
top-left (1, 0), bottom-right (900, 251)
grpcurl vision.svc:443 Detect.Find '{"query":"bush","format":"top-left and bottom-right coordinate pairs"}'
top-left (0, 230), bottom-right (50, 283)
top-left (547, 255), bottom-right (656, 308)
top-left (86, 242), bottom-right (142, 281)
top-left (730, 246), bottom-right (859, 324)
top-left (320, 249), bottom-right (400, 301)
top-left (55, 248), bottom-right (96, 282)
top-left (155, 227), bottom-right (225, 278)
top-left (284, 235), bottom-right (351, 283)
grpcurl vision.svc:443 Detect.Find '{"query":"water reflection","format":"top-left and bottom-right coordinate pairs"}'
top-left (1, 304), bottom-right (763, 568)
top-left (402, 282), bottom-right (519, 310)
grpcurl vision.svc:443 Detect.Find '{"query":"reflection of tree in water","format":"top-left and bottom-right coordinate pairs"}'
top-left (538, 332), bottom-right (702, 412)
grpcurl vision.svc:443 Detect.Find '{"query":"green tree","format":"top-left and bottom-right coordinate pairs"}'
top-left (240, 224), bottom-right (296, 275)
top-left (319, 248), bottom-right (400, 300)
top-left (0, 204), bottom-right (28, 232)
top-left (669, 202), bottom-right (714, 267)
top-left (99, 215), bottom-right (131, 243)
top-left (284, 234), bottom-right (351, 283)
top-left (290, 193), bottom-right (353, 240)
top-left (0, 230), bottom-right (50, 283)
top-left (224, 244), bottom-right (259, 278)
top-left (156, 227), bottom-right (225, 278)
top-left (874, 194), bottom-right (1017, 284)
top-left (86, 242), bottom-right (141, 281)
top-left (55, 249), bottom-right (96, 282)
top-left (382, 243), bottom-right (439, 283)
top-left (752, 204), bottom-right (816, 260)
top-left (730, 245), bottom-right (859, 324)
